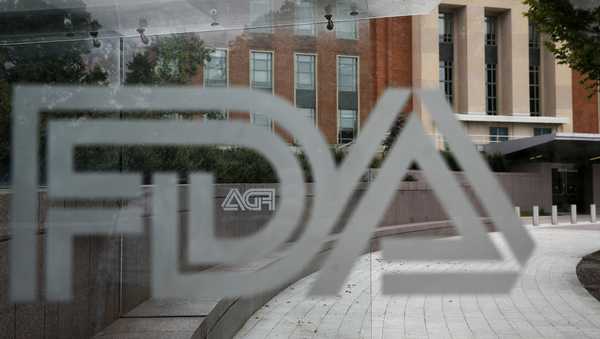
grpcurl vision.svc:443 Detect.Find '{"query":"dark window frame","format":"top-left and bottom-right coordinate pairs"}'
top-left (337, 56), bottom-right (359, 144)
top-left (490, 127), bottom-right (509, 143)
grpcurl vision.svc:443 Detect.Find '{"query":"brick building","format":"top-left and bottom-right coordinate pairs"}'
top-left (183, 0), bottom-right (598, 148)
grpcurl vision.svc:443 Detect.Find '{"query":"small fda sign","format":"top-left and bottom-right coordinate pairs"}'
top-left (221, 188), bottom-right (276, 212)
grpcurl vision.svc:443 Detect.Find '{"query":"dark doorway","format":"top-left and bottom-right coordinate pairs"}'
top-left (552, 168), bottom-right (583, 212)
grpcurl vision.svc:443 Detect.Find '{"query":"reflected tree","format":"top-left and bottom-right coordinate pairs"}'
top-left (0, 0), bottom-right (108, 184)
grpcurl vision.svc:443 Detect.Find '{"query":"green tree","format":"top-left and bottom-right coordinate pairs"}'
top-left (123, 34), bottom-right (216, 182)
top-left (125, 53), bottom-right (156, 84)
top-left (126, 34), bottom-right (213, 85)
top-left (0, 0), bottom-right (108, 184)
top-left (525, 0), bottom-right (600, 93)
top-left (382, 114), bottom-right (407, 154)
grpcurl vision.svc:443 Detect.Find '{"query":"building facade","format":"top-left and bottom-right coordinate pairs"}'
top-left (182, 0), bottom-right (598, 148)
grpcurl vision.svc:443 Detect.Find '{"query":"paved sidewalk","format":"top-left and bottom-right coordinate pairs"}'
top-left (235, 225), bottom-right (600, 338)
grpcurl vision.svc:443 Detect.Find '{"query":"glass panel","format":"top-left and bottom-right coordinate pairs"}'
top-left (338, 109), bottom-right (357, 143)
top-left (529, 21), bottom-right (540, 49)
top-left (248, 0), bottom-right (273, 33)
top-left (336, 0), bottom-right (359, 40)
top-left (534, 127), bottom-right (553, 136)
top-left (296, 54), bottom-right (315, 90)
top-left (251, 51), bottom-right (273, 90)
top-left (440, 60), bottom-right (454, 105)
top-left (4, 3), bottom-right (580, 339)
top-left (485, 16), bottom-right (497, 46)
top-left (486, 64), bottom-right (497, 115)
top-left (439, 12), bottom-right (454, 43)
top-left (338, 56), bottom-right (358, 92)
top-left (295, 0), bottom-right (316, 36)
top-left (204, 48), bottom-right (228, 87)
top-left (489, 127), bottom-right (508, 142)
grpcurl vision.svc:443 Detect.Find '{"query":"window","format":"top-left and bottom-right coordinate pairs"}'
top-left (485, 16), bottom-right (497, 46)
top-left (338, 56), bottom-right (357, 92)
top-left (440, 61), bottom-right (454, 105)
top-left (529, 21), bottom-right (540, 49)
top-left (529, 21), bottom-right (541, 116)
top-left (439, 12), bottom-right (453, 43)
top-left (335, 0), bottom-right (358, 40)
top-left (251, 51), bottom-right (273, 90)
top-left (439, 13), bottom-right (454, 105)
top-left (203, 49), bottom-right (228, 119)
top-left (337, 56), bottom-right (358, 144)
top-left (204, 49), bottom-right (227, 88)
top-left (485, 16), bottom-right (498, 115)
top-left (252, 113), bottom-right (272, 129)
top-left (534, 127), bottom-right (552, 136)
top-left (489, 127), bottom-right (508, 143)
top-left (295, 54), bottom-right (316, 124)
top-left (486, 64), bottom-right (498, 115)
top-left (249, 0), bottom-right (272, 33)
top-left (250, 51), bottom-right (273, 129)
top-left (295, 0), bottom-right (315, 36)
top-left (529, 65), bottom-right (541, 116)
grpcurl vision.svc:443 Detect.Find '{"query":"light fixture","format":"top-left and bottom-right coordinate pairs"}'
top-left (324, 5), bottom-right (334, 31)
top-left (89, 19), bottom-right (101, 48)
top-left (137, 18), bottom-right (149, 45)
top-left (64, 14), bottom-right (74, 37)
top-left (589, 155), bottom-right (600, 161)
top-left (210, 8), bottom-right (219, 27)
top-left (529, 154), bottom-right (543, 161)
top-left (350, 3), bottom-right (359, 16)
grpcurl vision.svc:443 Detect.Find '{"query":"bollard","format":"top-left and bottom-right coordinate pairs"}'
top-left (571, 204), bottom-right (577, 224)
top-left (591, 204), bottom-right (597, 223)
top-left (533, 206), bottom-right (540, 226)
top-left (515, 206), bottom-right (521, 217)
top-left (551, 205), bottom-right (558, 225)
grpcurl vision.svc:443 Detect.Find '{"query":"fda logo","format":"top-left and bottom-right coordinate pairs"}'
top-left (222, 188), bottom-right (276, 212)
top-left (9, 86), bottom-right (534, 302)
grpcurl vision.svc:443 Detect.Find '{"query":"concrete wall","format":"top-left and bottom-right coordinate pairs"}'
top-left (0, 170), bottom-right (547, 338)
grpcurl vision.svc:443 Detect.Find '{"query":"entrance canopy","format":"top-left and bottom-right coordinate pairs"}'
top-left (484, 133), bottom-right (600, 163)
top-left (0, 0), bottom-right (441, 43)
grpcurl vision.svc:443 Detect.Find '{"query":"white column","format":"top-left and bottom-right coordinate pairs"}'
top-left (533, 206), bottom-right (540, 226)
top-left (551, 205), bottom-right (558, 225)
top-left (515, 206), bottom-right (521, 217)
top-left (456, 5), bottom-right (486, 115)
top-left (571, 204), bottom-right (577, 224)
top-left (499, 8), bottom-right (529, 116)
top-left (412, 7), bottom-right (439, 135)
top-left (591, 204), bottom-right (596, 223)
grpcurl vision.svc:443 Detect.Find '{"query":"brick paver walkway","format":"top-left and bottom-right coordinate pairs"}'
top-left (235, 225), bottom-right (600, 338)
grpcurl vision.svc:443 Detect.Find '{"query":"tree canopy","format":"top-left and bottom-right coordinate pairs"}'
top-left (0, 0), bottom-right (108, 183)
top-left (525, 0), bottom-right (600, 93)
top-left (125, 34), bottom-right (213, 85)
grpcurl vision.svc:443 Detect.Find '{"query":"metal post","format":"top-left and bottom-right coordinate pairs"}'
top-left (571, 204), bottom-right (577, 224)
top-left (591, 204), bottom-right (597, 223)
top-left (515, 206), bottom-right (520, 218)
top-left (551, 205), bottom-right (558, 225)
top-left (533, 206), bottom-right (539, 226)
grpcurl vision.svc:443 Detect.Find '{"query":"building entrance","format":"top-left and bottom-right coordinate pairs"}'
top-left (552, 168), bottom-right (582, 212)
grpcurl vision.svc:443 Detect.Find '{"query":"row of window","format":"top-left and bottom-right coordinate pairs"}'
top-left (204, 49), bottom-right (359, 144)
top-left (438, 12), bottom-right (542, 116)
top-left (489, 127), bottom-right (553, 143)
top-left (249, 0), bottom-right (358, 40)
